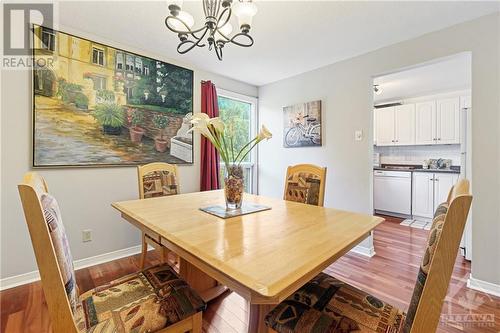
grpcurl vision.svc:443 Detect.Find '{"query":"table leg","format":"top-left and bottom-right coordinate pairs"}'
top-left (248, 303), bottom-right (276, 333)
top-left (179, 258), bottom-right (228, 303)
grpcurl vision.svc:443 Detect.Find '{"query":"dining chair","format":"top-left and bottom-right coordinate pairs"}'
top-left (266, 179), bottom-right (472, 333)
top-left (283, 164), bottom-right (327, 207)
top-left (137, 162), bottom-right (180, 269)
top-left (18, 172), bottom-right (204, 333)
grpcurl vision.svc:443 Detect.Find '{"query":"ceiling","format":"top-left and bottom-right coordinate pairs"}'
top-left (58, 1), bottom-right (500, 87)
top-left (373, 53), bottom-right (472, 103)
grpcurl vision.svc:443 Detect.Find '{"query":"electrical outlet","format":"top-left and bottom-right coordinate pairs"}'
top-left (82, 229), bottom-right (92, 242)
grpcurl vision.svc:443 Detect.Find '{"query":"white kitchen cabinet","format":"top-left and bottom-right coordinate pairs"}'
top-left (412, 172), bottom-right (459, 219)
top-left (415, 101), bottom-right (436, 145)
top-left (375, 105), bottom-right (414, 146)
top-left (434, 173), bottom-right (459, 208)
top-left (436, 97), bottom-right (460, 144)
top-left (394, 104), bottom-right (415, 145)
top-left (375, 107), bottom-right (395, 146)
top-left (412, 172), bottom-right (435, 218)
top-left (414, 98), bottom-right (460, 145)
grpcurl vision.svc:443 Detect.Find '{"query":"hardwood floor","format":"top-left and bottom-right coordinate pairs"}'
top-left (1, 218), bottom-right (499, 333)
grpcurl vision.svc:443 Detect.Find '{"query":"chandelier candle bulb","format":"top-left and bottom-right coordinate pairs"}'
top-left (232, 0), bottom-right (258, 29)
top-left (168, 0), bottom-right (183, 14)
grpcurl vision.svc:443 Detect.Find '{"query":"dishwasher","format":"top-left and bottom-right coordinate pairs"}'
top-left (373, 170), bottom-right (412, 216)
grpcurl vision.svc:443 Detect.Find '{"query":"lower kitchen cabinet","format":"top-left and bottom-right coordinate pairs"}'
top-left (412, 172), bottom-right (434, 218)
top-left (412, 172), bottom-right (459, 219)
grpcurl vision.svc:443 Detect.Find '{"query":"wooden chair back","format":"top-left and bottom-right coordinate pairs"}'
top-left (17, 172), bottom-right (79, 333)
top-left (283, 164), bottom-right (327, 207)
top-left (137, 162), bottom-right (180, 199)
top-left (409, 179), bottom-right (472, 333)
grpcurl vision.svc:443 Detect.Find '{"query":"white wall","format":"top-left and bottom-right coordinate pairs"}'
top-left (259, 13), bottom-right (500, 286)
top-left (0, 25), bottom-right (257, 279)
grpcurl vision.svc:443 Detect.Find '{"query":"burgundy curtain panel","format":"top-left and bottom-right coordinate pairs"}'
top-left (200, 81), bottom-right (220, 191)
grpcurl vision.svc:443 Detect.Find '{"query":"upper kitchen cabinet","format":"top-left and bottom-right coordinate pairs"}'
top-left (414, 97), bottom-right (460, 145)
top-left (374, 105), bottom-right (415, 146)
top-left (436, 97), bottom-right (460, 144)
top-left (415, 101), bottom-right (436, 145)
top-left (374, 107), bottom-right (395, 146)
top-left (394, 104), bottom-right (415, 145)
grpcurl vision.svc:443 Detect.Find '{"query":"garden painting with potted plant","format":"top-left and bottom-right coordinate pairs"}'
top-left (32, 26), bottom-right (194, 167)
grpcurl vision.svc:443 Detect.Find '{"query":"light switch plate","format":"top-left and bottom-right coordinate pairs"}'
top-left (355, 130), bottom-right (363, 141)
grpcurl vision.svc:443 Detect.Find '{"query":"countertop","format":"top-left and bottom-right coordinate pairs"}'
top-left (374, 165), bottom-right (461, 174)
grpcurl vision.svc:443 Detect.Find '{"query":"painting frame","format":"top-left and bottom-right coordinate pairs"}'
top-left (283, 100), bottom-right (322, 148)
top-left (31, 24), bottom-right (194, 168)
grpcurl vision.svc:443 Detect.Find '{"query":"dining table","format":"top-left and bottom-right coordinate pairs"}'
top-left (112, 190), bottom-right (384, 333)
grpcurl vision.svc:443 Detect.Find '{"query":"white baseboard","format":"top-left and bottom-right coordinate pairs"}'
top-left (350, 245), bottom-right (376, 257)
top-left (0, 244), bottom-right (143, 291)
top-left (467, 274), bottom-right (500, 298)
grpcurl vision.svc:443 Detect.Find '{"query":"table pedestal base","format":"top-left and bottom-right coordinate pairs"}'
top-left (179, 258), bottom-right (277, 333)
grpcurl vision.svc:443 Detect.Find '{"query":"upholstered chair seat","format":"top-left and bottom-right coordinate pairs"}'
top-left (265, 273), bottom-right (406, 333)
top-left (266, 184), bottom-right (472, 333)
top-left (74, 264), bottom-right (206, 332)
top-left (18, 172), bottom-right (204, 333)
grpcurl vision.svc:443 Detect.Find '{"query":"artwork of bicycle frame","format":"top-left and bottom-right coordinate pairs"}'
top-left (283, 100), bottom-right (322, 148)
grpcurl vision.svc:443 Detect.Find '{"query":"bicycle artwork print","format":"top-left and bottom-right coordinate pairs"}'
top-left (283, 100), bottom-right (322, 148)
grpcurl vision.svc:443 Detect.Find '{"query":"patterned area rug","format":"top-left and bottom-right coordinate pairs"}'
top-left (400, 219), bottom-right (432, 231)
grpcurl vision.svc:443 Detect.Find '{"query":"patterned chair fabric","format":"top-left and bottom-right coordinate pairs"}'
top-left (285, 172), bottom-right (322, 206)
top-left (265, 273), bottom-right (406, 333)
top-left (142, 170), bottom-right (178, 198)
top-left (403, 202), bottom-right (448, 333)
top-left (40, 193), bottom-right (79, 313)
top-left (74, 264), bottom-right (206, 332)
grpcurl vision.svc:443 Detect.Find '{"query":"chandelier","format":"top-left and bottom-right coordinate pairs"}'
top-left (165, 0), bottom-right (257, 60)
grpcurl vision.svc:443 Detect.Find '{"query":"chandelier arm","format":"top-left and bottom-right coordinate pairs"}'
top-left (177, 27), bottom-right (210, 54)
top-left (165, 17), bottom-right (210, 38)
top-left (229, 32), bottom-right (254, 47)
top-left (215, 7), bottom-right (231, 32)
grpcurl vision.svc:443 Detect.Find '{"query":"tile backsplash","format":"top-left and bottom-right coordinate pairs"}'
top-left (374, 144), bottom-right (461, 166)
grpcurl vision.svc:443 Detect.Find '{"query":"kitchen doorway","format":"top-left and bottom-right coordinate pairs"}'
top-left (371, 52), bottom-right (472, 260)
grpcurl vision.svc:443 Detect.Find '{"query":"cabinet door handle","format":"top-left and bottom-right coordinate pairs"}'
top-left (435, 178), bottom-right (439, 181)
top-left (437, 138), bottom-right (441, 141)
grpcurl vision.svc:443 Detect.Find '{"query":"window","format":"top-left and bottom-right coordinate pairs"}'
top-left (116, 52), bottom-right (124, 70)
top-left (135, 58), bottom-right (143, 74)
top-left (41, 27), bottom-right (55, 52)
top-left (217, 90), bottom-right (258, 193)
top-left (126, 54), bottom-right (134, 72)
top-left (91, 76), bottom-right (107, 90)
top-left (92, 47), bottom-right (105, 66)
top-left (143, 66), bottom-right (150, 76)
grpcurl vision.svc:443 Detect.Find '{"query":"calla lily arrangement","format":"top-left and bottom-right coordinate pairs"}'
top-left (188, 113), bottom-right (272, 172)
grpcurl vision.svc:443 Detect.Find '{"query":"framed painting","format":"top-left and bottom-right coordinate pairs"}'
top-left (32, 25), bottom-right (194, 167)
top-left (283, 100), bottom-right (322, 147)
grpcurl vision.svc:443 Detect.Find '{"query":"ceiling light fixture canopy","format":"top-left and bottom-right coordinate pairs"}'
top-left (165, 0), bottom-right (257, 60)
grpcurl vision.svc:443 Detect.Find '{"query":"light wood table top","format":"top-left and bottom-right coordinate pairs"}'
top-left (112, 190), bottom-right (383, 304)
